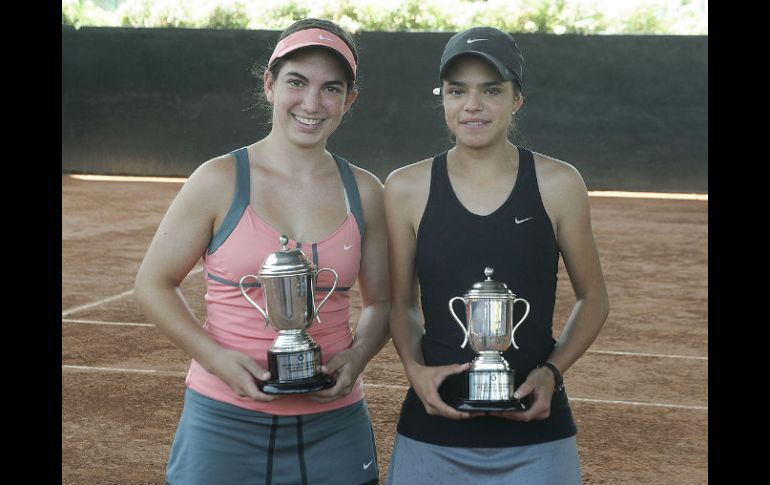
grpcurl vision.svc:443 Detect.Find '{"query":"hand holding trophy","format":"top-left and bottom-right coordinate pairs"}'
top-left (239, 235), bottom-right (339, 394)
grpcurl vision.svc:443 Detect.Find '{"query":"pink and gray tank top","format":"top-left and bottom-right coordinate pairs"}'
top-left (186, 147), bottom-right (366, 415)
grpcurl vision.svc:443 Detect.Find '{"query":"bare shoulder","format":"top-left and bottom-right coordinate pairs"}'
top-left (381, 158), bottom-right (434, 231)
top-left (348, 163), bottom-right (385, 194)
top-left (347, 164), bottom-right (386, 223)
top-left (531, 151), bottom-right (588, 200)
top-left (173, 152), bottom-right (238, 217)
top-left (185, 153), bottom-right (237, 192)
top-left (384, 157), bottom-right (433, 199)
top-left (531, 151), bottom-right (591, 229)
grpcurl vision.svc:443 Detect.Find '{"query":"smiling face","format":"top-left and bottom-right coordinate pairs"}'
top-left (264, 48), bottom-right (358, 149)
top-left (441, 55), bottom-right (523, 149)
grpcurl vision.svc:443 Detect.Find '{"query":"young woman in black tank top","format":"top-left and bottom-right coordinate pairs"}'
top-left (384, 27), bottom-right (609, 484)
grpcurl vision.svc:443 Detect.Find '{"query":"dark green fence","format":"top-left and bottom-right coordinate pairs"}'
top-left (62, 26), bottom-right (707, 192)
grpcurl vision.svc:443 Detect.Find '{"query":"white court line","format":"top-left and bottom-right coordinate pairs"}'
top-left (60, 317), bottom-right (708, 362)
top-left (68, 174), bottom-right (187, 183)
top-left (66, 174), bottom-right (707, 201)
top-left (363, 383), bottom-right (707, 411)
top-left (586, 349), bottom-right (707, 361)
top-left (61, 266), bottom-right (204, 317)
top-left (568, 397), bottom-right (707, 411)
top-left (62, 319), bottom-right (155, 327)
top-left (588, 190), bottom-right (707, 201)
top-left (61, 289), bottom-right (135, 317)
top-left (61, 365), bottom-right (706, 411)
top-left (62, 364), bottom-right (186, 377)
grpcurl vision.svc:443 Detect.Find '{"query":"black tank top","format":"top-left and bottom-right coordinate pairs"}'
top-left (395, 147), bottom-right (578, 447)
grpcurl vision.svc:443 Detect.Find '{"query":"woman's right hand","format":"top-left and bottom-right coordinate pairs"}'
top-left (407, 362), bottom-right (478, 420)
top-left (207, 348), bottom-right (281, 402)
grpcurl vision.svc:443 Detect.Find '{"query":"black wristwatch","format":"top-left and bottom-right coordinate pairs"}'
top-left (537, 362), bottom-right (564, 393)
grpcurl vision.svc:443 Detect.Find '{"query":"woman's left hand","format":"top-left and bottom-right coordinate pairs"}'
top-left (306, 346), bottom-right (366, 403)
top-left (488, 366), bottom-right (556, 421)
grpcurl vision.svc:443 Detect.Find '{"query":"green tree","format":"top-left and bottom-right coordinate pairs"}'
top-left (60, 0), bottom-right (707, 35)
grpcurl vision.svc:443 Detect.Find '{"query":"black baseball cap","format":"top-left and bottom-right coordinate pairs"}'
top-left (439, 27), bottom-right (524, 88)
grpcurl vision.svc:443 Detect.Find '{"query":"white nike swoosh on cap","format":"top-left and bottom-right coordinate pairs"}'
top-left (467, 38), bottom-right (488, 43)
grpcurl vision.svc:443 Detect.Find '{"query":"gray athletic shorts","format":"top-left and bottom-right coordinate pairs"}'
top-left (386, 431), bottom-right (581, 485)
top-left (166, 388), bottom-right (379, 485)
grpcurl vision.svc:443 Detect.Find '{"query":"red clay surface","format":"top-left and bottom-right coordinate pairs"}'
top-left (62, 175), bottom-right (708, 484)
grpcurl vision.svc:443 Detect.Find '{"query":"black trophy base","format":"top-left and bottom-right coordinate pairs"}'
top-left (452, 395), bottom-right (532, 412)
top-left (258, 374), bottom-right (336, 395)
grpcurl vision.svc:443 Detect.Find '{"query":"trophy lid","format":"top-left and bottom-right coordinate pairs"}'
top-left (259, 235), bottom-right (316, 277)
top-left (465, 267), bottom-right (515, 298)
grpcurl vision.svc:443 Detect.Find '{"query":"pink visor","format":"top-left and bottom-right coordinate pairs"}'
top-left (268, 28), bottom-right (357, 79)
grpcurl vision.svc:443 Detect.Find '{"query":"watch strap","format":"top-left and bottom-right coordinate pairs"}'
top-left (537, 362), bottom-right (564, 393)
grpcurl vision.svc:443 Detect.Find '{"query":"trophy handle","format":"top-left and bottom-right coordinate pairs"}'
top-left (510, 297), bottom-right (530, 350)
top-left (448, 296), bottom-right (470, 348)
top-left (239, 274), bottom-right (269, 327)
top-left (313, 267), bottom-right (339, 324)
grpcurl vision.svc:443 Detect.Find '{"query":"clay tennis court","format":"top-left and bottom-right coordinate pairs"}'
top-left (62, 174), bottom-right (707, 484)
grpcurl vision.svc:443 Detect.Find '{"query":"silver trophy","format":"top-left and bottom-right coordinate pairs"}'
top-left (448, 267), bottom-right (531, 411)
top-left (239, 235), bottom-right (338, 394)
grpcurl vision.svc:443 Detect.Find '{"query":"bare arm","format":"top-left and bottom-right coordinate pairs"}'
top-left (545, 164), bottom-right (610, 377)
top-left (384, 163), bottom-right (472, 420)
top-left (311, 168), bottom-right (391, 402)
top-left (384, 166), bottom-right (425, 373)
top-left (500, 157), bottom-right (609, 421)
top-left (133, 157), bottom-right (276, 401)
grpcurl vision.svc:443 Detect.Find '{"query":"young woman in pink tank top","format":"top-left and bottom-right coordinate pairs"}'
top-left (135, 18), bottom-right (390, 485)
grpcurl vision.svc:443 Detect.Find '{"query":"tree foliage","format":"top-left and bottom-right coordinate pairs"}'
top-left (62, 0), bottom-right (707, 35)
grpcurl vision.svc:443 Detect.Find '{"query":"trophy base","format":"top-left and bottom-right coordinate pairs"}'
top-left (452, 395), bottom-right (532, 412)
top-left (258, 374), bottom-right (336, 395)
